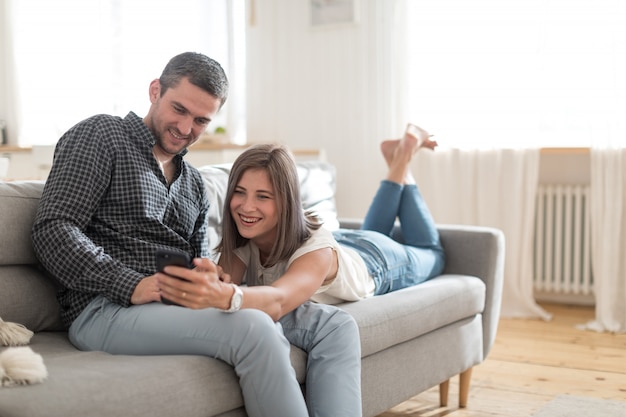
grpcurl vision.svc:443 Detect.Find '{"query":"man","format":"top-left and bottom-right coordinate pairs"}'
top-left (32, 52), bottom-right (361, 417)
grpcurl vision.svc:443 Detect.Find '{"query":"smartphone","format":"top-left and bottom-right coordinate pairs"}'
top-left (155, 249), bottom-right (192, 305)
top-left (155, 249), bottom-right (193, 272)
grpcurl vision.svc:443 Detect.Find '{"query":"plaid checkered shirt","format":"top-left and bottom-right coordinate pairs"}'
top-left (32, 112), bottom-right (210, 328)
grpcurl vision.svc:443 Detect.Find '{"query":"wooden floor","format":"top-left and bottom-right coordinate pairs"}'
top-left (377, 303), bottom-right (626, 417)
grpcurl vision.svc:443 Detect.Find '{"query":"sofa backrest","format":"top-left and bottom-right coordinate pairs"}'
top-left (0, 180), bottom-right (64, 331)
top-left (0, 160), bottom-right (339, 332)
top-left (0, 181), bottom-right (44, 265)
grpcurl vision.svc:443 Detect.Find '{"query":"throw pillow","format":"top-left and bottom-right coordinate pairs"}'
top-left (0, 317), bottom-right (48, 387)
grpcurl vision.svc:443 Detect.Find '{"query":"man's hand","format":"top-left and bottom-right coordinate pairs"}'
top-left (131, 275), bottom-right (162, 305)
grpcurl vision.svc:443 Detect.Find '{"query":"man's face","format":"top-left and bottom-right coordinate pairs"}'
top-left (145, 77), bottom-right (222, 156)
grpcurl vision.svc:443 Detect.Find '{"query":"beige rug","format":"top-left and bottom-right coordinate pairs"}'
top-left (532, 395), bottom-right (626, 417)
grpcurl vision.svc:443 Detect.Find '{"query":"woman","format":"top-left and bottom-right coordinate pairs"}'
top-left (158, 124), bottom-right (444, 416)
top-left (217, 124), bottom-right (445, 308)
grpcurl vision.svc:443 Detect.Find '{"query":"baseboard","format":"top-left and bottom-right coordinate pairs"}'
top-left (534, 291), bottom-right (595, 306)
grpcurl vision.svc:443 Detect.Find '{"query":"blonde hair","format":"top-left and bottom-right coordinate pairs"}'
top-left (218, 144), bottom-right (321, 268)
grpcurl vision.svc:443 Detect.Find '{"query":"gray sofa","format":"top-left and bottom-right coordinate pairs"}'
top-left (0, 161), bottom-right (505, 417)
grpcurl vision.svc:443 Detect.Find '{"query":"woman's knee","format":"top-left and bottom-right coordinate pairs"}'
top-left (330, 309), bottom-right (360, 341)
top-left (307, 304), bottom-right (360, 343)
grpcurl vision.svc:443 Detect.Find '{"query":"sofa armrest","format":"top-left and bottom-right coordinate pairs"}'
top-left (437, 224), bottom-right (505, 359)
top-left (338, 219), bottom-right (505, 360)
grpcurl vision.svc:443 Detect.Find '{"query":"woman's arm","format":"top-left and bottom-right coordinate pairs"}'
top-left (242, 247), bottom-right (337, 320)
top-left (158, 247), bottom-right (338, 321)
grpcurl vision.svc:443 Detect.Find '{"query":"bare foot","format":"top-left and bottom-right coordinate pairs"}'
top-left (398, 128), bottom-right (419, 157)
top-left (381, 132), bottom-right (418, 184)
top-left (381, 139), bottom-right (401, 167)
top-left (380, 128), bottom-right (420, 167)
top-left (405, 123), bottom-right (438, 151)
top-left (419, 136), bottom-right (438, 151)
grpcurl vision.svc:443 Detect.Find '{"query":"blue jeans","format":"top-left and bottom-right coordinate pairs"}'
top-left (69, 297), bottom-right (361, 417)
top-left (333, 181), bottom-right (445, 294)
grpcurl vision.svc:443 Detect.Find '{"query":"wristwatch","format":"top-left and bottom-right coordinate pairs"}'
top-left (224, 284), bottom-right (243, 313)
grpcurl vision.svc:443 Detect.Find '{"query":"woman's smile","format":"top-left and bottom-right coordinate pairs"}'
top-left (238, 213), bottom-right (262, 226)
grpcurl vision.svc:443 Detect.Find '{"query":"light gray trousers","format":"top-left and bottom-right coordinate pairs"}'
top-left (69, 296), bottom-right (362, 417)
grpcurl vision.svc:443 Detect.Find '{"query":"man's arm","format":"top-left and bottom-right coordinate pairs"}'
top-left (32, 118), bottom-right (144, 306)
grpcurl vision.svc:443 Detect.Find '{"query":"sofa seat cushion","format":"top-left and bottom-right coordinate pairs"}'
top-left (0, 332), bottom-right (307, 417)
top-left (338, 274), bottom-right (486, 357)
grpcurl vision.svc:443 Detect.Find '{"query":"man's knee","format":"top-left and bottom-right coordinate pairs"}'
top-left (228, 309), bottom-right (276, 333)
top-left (228, 309), bottom-right (288, 347)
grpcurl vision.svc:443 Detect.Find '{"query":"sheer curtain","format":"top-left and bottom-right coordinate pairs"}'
top-left (3, 0), bottom-right (245, 147)
top-left (583, 3), bottom-right (626, 334)
top-left (0, 0), bottom-right (19, 146)
top-left (398, 0), bottom-right (626, 322)
top-left (411, 147), bottom-right (548, 319)
top-left (398, 1), bottom-right (551, 318)
top-left (584, 147), bottom-right (626, 333)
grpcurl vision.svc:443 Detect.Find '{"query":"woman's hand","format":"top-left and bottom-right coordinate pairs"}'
top-left (157, 258), bottom-right (234, 310)
top-left (158, 248), bottom-right (337, 321)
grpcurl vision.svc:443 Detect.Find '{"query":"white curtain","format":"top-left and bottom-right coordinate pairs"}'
top-left (582, 148), bottom-right (626, 333)
top-left (397, 0), bottom-right (554, 319)
top-left (397, 0), bottom-right (626, 320)
top-left (0, 0), bottom-right (20, 146)
top-left (2, 0), bottom-right (245, 147)
top-left (412, 148), bottom-right (551, 319)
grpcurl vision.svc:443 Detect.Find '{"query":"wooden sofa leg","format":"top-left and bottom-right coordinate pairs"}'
top-left (439, 379), bottom-right (449, 407)
top-left (459, 367), bottom-right (473, 408)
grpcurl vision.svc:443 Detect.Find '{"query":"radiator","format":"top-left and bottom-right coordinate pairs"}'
top-left (533, 184), bottom-right (594, 299)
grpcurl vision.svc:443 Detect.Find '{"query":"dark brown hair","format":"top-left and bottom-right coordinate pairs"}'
top-left (159, 52), bottom-right (229, 109)
top-left (218, 144), bottom-right (321, 268)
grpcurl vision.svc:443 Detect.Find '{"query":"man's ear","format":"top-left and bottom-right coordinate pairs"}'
top-left (148, 79), bottom-right (161, 103)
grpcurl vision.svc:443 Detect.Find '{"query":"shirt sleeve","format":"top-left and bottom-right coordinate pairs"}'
top-left (189, 169), bottom-right (210, 259)
top-left (32, 118), bottom-right (143, 306)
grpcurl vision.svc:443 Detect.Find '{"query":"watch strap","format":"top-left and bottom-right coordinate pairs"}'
top-left (224, 284), bottom-right (243, 313)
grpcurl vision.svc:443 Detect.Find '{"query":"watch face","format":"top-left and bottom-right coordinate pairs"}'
top-left (233, 292), bottom-right (243, 308)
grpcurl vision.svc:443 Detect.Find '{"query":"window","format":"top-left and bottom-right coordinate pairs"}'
top-left (10, 0), bottom-right (244, 146)
top-left (403, 0), bottom-right (626, 149)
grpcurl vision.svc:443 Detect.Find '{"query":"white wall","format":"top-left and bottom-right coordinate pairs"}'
top-left (246, 0), bottom-right (405, 218)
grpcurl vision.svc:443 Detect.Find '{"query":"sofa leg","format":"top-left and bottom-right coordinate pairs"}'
top-left (439, 379), bottom-right (449, 407)
top-left (459, 367), bottom-right (473, 408)
top-left (439, 367), bottom-right (473, 408)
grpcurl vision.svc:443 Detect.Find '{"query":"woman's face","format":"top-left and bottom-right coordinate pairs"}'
top-left (230, 168), bottom-right (279, 252)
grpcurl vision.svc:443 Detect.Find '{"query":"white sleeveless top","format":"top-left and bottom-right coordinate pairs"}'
top-left (233, 227), bottom-right (375, 304)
